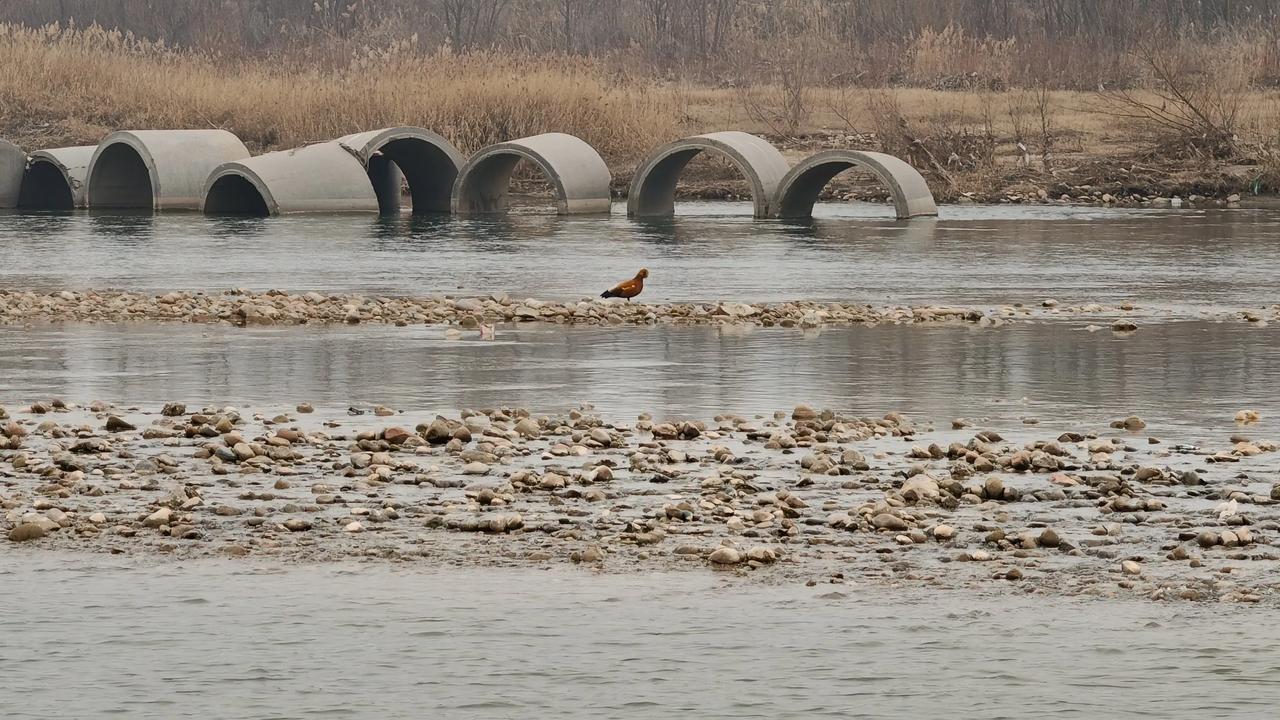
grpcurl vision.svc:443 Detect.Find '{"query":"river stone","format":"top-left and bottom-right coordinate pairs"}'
top-left (143, 507), bottom-right (171, 528)
top-left (871, 513), bottom-right (908, 531)
top-left (983, 477), bottom-right (1005, 499)
top-left (283, 518), bottom-right (312, 532)
top-left (515, 418), bottom-right (541, 439)
top-left (1038, 528), bottom-right (1061, 547)
top-left (424, 418), bottom-right (452, 445)
top-left (8, 523), bottom-right (46, 542)
top-left (900, 474), bottom-right (940, 503)
top-left (1121, 560), bottom-right (1142, 575)
top-left (588, 427), bottom-right (611, 445)
top-left (746, 546), bottom-right (777, 563)
top-left (933, 524), bottom-right (955, 540)
top-left (708, 547), bottom-right (742, 565)
top-left (104, 415), bottom-right (135, 432)
top-left (792, 405), bottom-right (818, 421)
top-left (1196, 531), bottom-right (1219, 548)
top-left (462, 462), bottom-right (490, 476)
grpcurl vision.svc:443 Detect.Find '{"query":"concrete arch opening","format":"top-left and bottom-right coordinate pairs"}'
top-left (18, 147), bottom-right (95, 210)
top-left (774, 150), bottom-right (938, 220)
top-left (86, 141), bottom-right (152, 209)
top-left (203, 173), bottom-right (271, 216)
top-left (338, 127), bottom-right (464, 215)
top-left (627, 132), bottom-right (790, 219)
top-left (86, 130), bottom-right (250, 211)
top-left (452, 132), bottom-right (611, 215)
top-left (202, 142), bottom-right (378, 216)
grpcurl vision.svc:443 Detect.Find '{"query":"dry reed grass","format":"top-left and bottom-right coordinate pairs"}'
top-left (6, 22), bottom-right (1280, 198)
top-left (0, 23), bottom-right (681, 163)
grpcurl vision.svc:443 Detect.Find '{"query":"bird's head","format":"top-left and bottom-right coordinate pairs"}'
top-left (636, 268), bottom-right (650, 279)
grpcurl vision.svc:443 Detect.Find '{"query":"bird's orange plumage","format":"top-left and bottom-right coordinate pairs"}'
top-left (601, 268), bottom-right (649, 301)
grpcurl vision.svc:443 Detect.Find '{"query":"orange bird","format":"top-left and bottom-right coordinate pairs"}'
top-left (600, 268), bottom-right (649, 302)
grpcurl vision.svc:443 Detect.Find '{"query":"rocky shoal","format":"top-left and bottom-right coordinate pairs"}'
top-left (3, 399), bottom-right (1278, 606)
top-left (0, 289), bottom-right (1274, 329)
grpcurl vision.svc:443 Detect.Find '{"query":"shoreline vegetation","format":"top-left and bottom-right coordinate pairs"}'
top-left (4, 9), bottom-right (1280, 205)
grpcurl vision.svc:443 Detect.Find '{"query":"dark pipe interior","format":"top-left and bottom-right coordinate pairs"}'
top-left (203, 175), bottom-right (270, 216)
top-left (18, 161), bottom-right (74, 210)
top-left (368, 138), bottom-right (460, 214)
top-left (631, 148), bottom-right (701, 216)
top-left (87, 144), bottom-right (153, 209)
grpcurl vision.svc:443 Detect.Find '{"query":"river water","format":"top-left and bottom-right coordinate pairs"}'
top-left (2, 555), bottom-right (1278, 720)
top-left (2, 203), bottom-right (1279, 312)
top-left (3, 203), bottom-right (1280, 717)
top-left (0, 320), bottom-right (1274, 442)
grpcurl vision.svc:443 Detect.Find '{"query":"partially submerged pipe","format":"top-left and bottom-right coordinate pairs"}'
top-left (628, 131), bottom-right (790, 219)
top-left (774, 150), bottom-right (938, 220)
top-left (337, 127), bottom-right (464, 214)
top-left (202, 142), bottom-right (379, 216)
top-left (19, 146), bottom-right (96, 210)
top-left (86, 129), bottom-right (250, 211)
top-left (0, 139), bottom-right (26, 208)
top-left (452, 132), bottom-right (611, 215)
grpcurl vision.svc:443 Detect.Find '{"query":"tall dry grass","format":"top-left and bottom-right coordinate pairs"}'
top-left (0, 23), bottom-right (681, 163)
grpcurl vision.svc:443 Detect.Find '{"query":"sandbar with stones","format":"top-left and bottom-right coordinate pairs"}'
top-left (3, 397), bottom-right (1277, 606)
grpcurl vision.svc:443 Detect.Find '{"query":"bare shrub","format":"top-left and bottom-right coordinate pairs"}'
top-left (1093, 34), bottom-right (1261, 158)
top-left (738, 50), bottom-right (813, 139)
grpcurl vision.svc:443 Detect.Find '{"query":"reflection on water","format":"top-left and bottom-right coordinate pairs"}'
top-left (0, 320), bottom-right (1273, 440)
top-left (1, 556), bottom-right (1276, 720)
top-left (2, 203), bottom-right (1278, 311)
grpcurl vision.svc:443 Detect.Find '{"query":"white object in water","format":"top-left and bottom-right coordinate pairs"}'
top-left (1170, 196), bottom-right (1183, 208)
top-left (478, 323), bottom-right (495, 340)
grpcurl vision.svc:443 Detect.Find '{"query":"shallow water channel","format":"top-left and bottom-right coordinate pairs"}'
top-left (2, 555), bottom-right (1278, 720)
top-left (0, 319), bottom-right (1274, 443)
top-left (2, 202), bottom-right (1279, 312)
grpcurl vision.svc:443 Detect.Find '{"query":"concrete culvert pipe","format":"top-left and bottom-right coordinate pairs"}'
top-left (0, 139), bottom-right (27, 208)
top-left (337, 127), bottom-right (464, 214)
top-left (86, 130), bottom-right (250, 211)
top-left (18, 146), bottom-right (96, 210)
top-left (627, 131), bottom-right (790, 219)
top-left (202, 142), bottom-right (379, 216)
top-left (774, 150), bottom-right (938, 220)
top-left (452, 132), bottom-right (611, 215)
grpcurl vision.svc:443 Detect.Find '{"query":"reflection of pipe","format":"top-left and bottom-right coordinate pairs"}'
top-left (202, 142), bottom-right (378, 216)
top-left (86, 130), bottom-right (250, 211)
top-left (20, 146), bottom-right (96, 209)
top-left (628, 132), bottom-right (789, 219)
top-left (0, 138), bottom-right (26, 209)
top-left (453, 132), bottom-right (611, 215)
top-left (775, 150), bottom-right (937, 220)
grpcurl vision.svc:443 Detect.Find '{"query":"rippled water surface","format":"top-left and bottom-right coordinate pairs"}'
top-left (2, 203), bottom-right (1279, 310)
top-left (0, 319), bottom-right (1274, 441)
top-left (1, 556), bottom-right (1276, 720)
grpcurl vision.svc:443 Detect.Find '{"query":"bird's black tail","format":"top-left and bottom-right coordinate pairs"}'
top-left (600, 290), bottom-right (615, 299)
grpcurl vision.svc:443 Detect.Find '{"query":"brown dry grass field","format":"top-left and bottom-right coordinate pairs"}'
top-left (3, 23), bottom-right (1279, 203)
